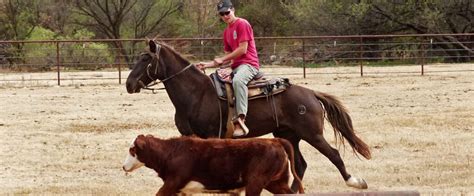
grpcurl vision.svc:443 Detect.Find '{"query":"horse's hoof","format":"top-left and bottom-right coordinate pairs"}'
top-left (346, 176), bottom-right (368, 189)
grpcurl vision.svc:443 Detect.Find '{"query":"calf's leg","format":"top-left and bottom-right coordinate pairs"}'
top-left (273, 131), bottom-right (307, 192)
top-left (265, 179), bottom-right (294, 194)
top-left (157, 179), bottom-right (189, 196)
top-left (245, 184), bottom-right (265, 196)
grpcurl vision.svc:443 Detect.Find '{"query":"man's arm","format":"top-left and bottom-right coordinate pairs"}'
top-left (214, 41), bottom-right (248, 65)
top-left (197, 42), bottom-right (248, 70)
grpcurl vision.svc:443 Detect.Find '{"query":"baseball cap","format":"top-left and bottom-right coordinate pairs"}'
top-left (217, 0), bottom-right (233, 12)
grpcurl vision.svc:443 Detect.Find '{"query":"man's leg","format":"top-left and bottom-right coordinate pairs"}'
top-left (232, 64), bottom-right (258, 137)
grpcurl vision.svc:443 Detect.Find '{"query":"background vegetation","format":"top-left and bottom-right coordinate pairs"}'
top-left (0, 0), bottom-right (473, 70)
top-left (1, 0), bottom-right (472, 39)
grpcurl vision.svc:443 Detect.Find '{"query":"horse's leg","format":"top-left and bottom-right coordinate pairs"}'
top-left (174, 112), bottom-right (193, 136)
top-left (282, 87), bottom-right (368, 189)
top-left (304, 134), bottom-right (368, 189)
top-left (273, 131), bottom-right (307, 192)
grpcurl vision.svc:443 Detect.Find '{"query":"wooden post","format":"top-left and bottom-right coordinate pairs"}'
top-left (359, 37), bottom-right (364, 77)
top-left (420, 38), bottom-right (426, 76)
top-left (200, 39), bottom-right (204, 62)
top-left (56, 41), bottom-right (60, 86)
top-left (118, 50), bottom-right (122, 84)
top-left (116, 40), bottom-right (124, 84)
top-left (302, 39), bottom-right (306, 79)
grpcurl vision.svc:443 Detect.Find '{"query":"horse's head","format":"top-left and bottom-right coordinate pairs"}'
top-left (126, 40), bottom-right (164, 94)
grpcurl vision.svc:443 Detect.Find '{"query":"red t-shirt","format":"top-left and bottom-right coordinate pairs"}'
top-left (223, 18), bottom-right (259, 69)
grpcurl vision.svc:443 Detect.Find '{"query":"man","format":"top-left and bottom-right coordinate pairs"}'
top-left (197, 0), bottom-right (259, 137)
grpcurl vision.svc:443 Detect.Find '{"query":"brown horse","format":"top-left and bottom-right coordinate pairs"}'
top-left (126, 40), bottom-right (371, 191)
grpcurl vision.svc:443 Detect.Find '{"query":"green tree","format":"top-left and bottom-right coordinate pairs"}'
top-left (287, 0), bottom-right (473, 61)
top-left (73, 0), bottom-right (183, 67)
top-left (238, 0), bottom-right (293, 36)
top-left (0, 0), bottom-right (41, 40)
top-left (38, 0), bottom-right (76, 35)
top-left (366, 0), bottom-right (474, 61)
top-left (126, 0), bottom-right (183, 38)
top-left (0, 0), bottom-right (42, 67)
top-left (179, 0), bottom-right (222, 38)
top-left (286, 0), bottom-right (368, 35)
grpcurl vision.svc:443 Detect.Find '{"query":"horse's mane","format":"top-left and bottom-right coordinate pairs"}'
top-left (156, 41), bottom-right (191, 64)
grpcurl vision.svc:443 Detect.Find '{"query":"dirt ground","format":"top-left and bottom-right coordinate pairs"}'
top-left (0, 64), bottom-right (473, 195)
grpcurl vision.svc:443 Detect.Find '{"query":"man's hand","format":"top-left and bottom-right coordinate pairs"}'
top-left (213, 57), bottom-right (224, 66)
top-left (196, 61), bottom-right (215, 70)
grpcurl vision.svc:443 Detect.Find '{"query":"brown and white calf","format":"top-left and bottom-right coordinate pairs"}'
top-left (122, 135), bottom-right (304, 196)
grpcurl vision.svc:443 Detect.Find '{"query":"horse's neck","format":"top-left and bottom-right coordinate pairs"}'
top-left (161, 51), bottom-right (215, 111)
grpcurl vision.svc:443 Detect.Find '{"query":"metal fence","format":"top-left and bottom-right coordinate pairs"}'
top-left (0, 33), bottom-right (473, 85)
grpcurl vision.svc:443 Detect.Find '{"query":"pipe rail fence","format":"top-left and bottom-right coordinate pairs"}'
top-left (0, 34), bottom-right (473, 85)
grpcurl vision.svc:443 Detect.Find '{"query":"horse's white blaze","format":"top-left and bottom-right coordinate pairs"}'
top-left (122, 137), bottom-right (144, 172)
top-left (345, 176), bottom-right (368, 189)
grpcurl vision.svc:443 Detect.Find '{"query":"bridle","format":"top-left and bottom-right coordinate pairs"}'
top-left (137, 44), bottom-right (194, 93)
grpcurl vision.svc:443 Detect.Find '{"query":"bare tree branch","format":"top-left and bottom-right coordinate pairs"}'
top-left (372, 4), bottom-right (427, 34)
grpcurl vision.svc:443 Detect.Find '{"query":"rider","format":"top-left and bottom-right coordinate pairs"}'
top-left (197, 0), bottom-right (259, 137)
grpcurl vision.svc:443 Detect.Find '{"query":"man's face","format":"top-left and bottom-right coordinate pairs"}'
top-left (219, 8), bottom-right (235, 24)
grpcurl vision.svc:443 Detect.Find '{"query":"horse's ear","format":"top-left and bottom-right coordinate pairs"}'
top-left (149, 40), bottom-right (157, 53)
top-left (135, 134), bottom-right (147, 150)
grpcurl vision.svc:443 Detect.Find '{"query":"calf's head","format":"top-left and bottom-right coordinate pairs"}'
top-left (122, 135), bottom-right (147, 173)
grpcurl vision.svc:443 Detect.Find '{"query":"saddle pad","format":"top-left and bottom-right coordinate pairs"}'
top-left (217, 68), bottom-right (232, 83)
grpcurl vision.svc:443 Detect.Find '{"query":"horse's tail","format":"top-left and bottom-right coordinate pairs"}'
top-left (313, 91), bottom-right (371, 160)
top-left (278, 138), bottom-right (305, 194)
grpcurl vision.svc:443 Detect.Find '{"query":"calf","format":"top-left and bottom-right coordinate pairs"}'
top-left (122, 135), bottom-right (304, 196)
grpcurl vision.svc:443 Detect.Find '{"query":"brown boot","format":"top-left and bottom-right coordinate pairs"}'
top-left (232, 117), bottom-right (249, 138)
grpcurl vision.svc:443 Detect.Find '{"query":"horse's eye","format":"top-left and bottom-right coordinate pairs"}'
top-left (141, 55), bottom-right (151, 61)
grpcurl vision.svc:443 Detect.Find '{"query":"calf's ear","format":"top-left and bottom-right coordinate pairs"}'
top-left (135, 134), bottom-right (147, 150)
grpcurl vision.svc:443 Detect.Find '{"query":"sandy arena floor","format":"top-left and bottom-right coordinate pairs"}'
top-left (0, 64), bottom-right (473, 195)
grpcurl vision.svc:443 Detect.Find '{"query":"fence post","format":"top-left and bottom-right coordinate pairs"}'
top-left (56, 41), bottom-right (61, 86)
top-left (118, 45), bottom-right (122, 84)
top-left (302, 38), bottom-right (306, 78)
top-left (420, 38), bottom-right (425, 76)
top-left (359, 37), bottom-right (364, 77)
top-left (200, 39), bottom-right (204, 61)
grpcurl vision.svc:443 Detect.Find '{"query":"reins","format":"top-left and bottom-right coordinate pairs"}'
top-left (143, 63), bottom-right (194, 93)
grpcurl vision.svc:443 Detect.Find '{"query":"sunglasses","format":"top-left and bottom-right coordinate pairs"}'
top-left (219, 11), bottom-right (231, 16)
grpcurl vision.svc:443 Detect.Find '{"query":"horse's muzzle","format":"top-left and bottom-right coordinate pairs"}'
top-left (126, 79), bottom-right (143, 94)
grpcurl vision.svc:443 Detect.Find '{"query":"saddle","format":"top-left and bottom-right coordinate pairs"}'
top-left (210, 68), bottom-right (291, 138)
top-left (210, 68), bottom-right (290, 101)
